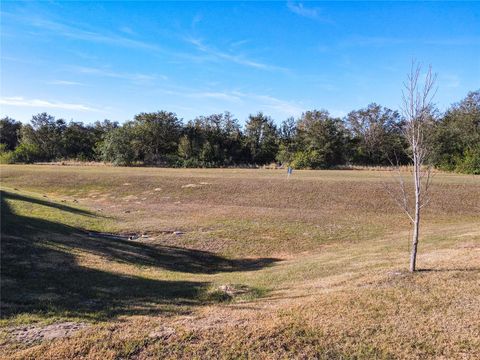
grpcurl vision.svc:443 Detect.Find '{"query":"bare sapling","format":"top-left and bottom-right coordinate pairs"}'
top-left (384, 62), bottom-right (437, 272)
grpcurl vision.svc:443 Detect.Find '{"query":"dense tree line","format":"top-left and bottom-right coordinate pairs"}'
top-left (1, 90), bottom-right (478, 173)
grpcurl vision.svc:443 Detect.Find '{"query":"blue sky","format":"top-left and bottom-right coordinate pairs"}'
top-left (1, 1), bottom-right (479, 125)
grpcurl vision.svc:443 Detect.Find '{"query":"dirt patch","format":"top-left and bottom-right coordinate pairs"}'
top-left (122, 195), bottom-right (138, 201)
top-left (182, 182), bottom-right (211, 188)
top-left (181, 183), bottom-right (201, 188)
top-left (459, 242), bottom-right (480, 249)
top-left (10, 322), bottom-right (88, 344)
top-left (148, 326), bottom-right (176, 340)
top-left (172, 307), bottom-right (253, 332)
top-left (217, 284), bottom-right (250, 297)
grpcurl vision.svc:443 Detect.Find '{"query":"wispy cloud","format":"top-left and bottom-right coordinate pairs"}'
top-left (423, 37), bottom-right (480, 46)
top-left (191, 13), bottom-right (203, 29)
top-left (287, 1), bottom-right (331, 22)
top-left (329, 109), bottom-right (347, 118)
top-left (35, 19), bottom-right (160, 51)
top-left (0, 55), bottom-right (42, 65)
top-left (188, 91), bottom-right (242, 102)
top-left (185, 37), bottom-right (289, 72)
top-left (69, 51), bottom-right (99, 61)
top-left (5, 11), bottom-right (290, 73)
top-left (0, 96), bottom-right (99, 112)
top-left (4, 12), bottom-right (162, 52)
top-left (119, 26), bottom-right (135, 35)
top-left (156, 86), bottom-right (304, 117)
top-left (440, 74), bottom-right (461, 89)
top-left (47, 80), bottom-right (85, 86)
top-left (340, 36), bottom-right (407, 48)
top-left (155, 87), bottom-right (242, 102)
top-left (229, 39), bottom-right (251, 49)
top-left (340, 36), bottom-right (480, 48)
top-left (236, 92), bottom-right (305, 116)
top-left (74, 66), bottom-right (163, 82)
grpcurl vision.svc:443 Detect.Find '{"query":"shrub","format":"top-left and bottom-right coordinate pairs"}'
top-left (11, 143), bottom-right (42, 163)
top-left (291, 150), bottom-right (329, 169)
top-left (98, 127), bottom-right (136, 166)
top-left (0, 144), bottom-right (15, 164)
top-left (456, 147), bottom-right (480, 174)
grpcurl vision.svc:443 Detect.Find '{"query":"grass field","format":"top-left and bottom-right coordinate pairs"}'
top-left (1, 165), bottom-right (479, 359)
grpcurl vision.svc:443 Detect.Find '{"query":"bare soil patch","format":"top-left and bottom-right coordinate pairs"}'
top-left (9, 322), bottom-right (88, 344)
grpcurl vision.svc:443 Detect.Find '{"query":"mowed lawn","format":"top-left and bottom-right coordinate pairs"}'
top-left (1, 165), bottom-right (479, 359)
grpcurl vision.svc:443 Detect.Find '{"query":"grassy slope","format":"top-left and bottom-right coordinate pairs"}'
top-left (0, 165), bottom-right (479, 359)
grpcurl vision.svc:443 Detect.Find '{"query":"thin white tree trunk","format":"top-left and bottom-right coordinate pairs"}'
top-left (410, 150), bottom-right (421, 272)
top-left (384, 62), bottom-right (436, 272)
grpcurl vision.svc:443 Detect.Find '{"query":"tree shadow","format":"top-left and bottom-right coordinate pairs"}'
top-left (417, 268), bottom-right (480, 273)
top-left (76, 231), bottom-right (279, 274)
top-left (1, 190), bottom-right (278, 274)
top-left (0, 190), bottom-right (278, 321)
top-left (1, 191), bottom-right (95, 217)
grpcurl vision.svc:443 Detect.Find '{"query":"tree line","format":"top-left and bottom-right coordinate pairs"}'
top-left (1, 90), bottom-right (478, 174)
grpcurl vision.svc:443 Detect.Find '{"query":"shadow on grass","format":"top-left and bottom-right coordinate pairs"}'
top-left (1, 191), bottom-right (96, 217)
top-left (0, 190), bottom-right (278, 321)
top-left (79, 232), bottom-right (279, 274)
top-left (417, 268), bottom-right (480, 272)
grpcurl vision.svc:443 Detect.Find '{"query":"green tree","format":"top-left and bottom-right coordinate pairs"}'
top-left (244, 112), bottom-right (279, 165)
top-left (456, 146), bottom-right (480, 174)
top-left (276, 117), bottom-right (297, 165)
top-left (432, 90), bottom-right (480, 173)
top-left (180, 112), bottom-right (243, 166)
top-left (0, 117), bottom-right (22, 151)
top-left (92, 120), bottom-right (119, 160)
top-left (133, 111), bottom-right (182, 164)
top-left (62, 122), bottom-right (97, 160)
top-left (346, 103), bottom-right (407, 165)
top-left (11, 143), bottom-right (42, 163)
top-left (293, 110), bottom-right (347, 168)
top-left (98, 124), bottom-right (136, 166)
top-left (21, 113), bottom-right (66, 160)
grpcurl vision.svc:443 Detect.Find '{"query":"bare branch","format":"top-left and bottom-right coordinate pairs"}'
top-left (384, 152), bottom-right (414, 223)
top-left (382, 180), bottom-right (415, 223)
top-left (393, 60), bottom-right (437, 271)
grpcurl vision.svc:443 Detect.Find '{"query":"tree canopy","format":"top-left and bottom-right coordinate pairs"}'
top-left (1, 89), bottom-right (478, 174)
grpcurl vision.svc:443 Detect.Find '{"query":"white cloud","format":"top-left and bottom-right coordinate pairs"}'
top-left (340, 36), bottom-right (480, 48)
top-left (229, 39), bottom-right (251, 49)
top-left (47, 80), bottom-right (85, 86)
top-left (74, 66), bottom-right (163, 82)
top-left (232, 91), bottom-right (305, 117)
top-left (155, 87), bottom-right (241, 102)
top-left (155, 86), bottom-right (304, 117)
top-left (423, 37), bottom-right (480, 46)
top-left (340, 36), bottom-right (407, 47)
top-left (1, 12), bottom-right (162, 53)
top-left (5, 12), bottom-right (290, 73)
top-left (30, 17), bottom-right (161, 52)
top-left (329, 109), bottom-right (347, 118)
top-left (287, 2), bottom-right (318, 18)
top-left (188, 91), bottom-right (242, 102)
top-left (191, 13), bottom-right (203, 29)
top-left (119, 26), bottom-right (135, 35)
top-left (287, 1), bottom-right (331, 22)
top-left (185, 37), bottom-right (289, 72)
top-left (441, 74), bottom-right (461, 89)
top-left (0, 96), bottom-right (99, 112)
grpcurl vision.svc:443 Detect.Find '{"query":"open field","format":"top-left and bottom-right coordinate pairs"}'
top-left (1, 165), bottom-right (479, 359)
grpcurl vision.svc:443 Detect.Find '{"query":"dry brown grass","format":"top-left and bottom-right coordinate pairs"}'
top-left (1, 165), bottom-right (479, 359)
